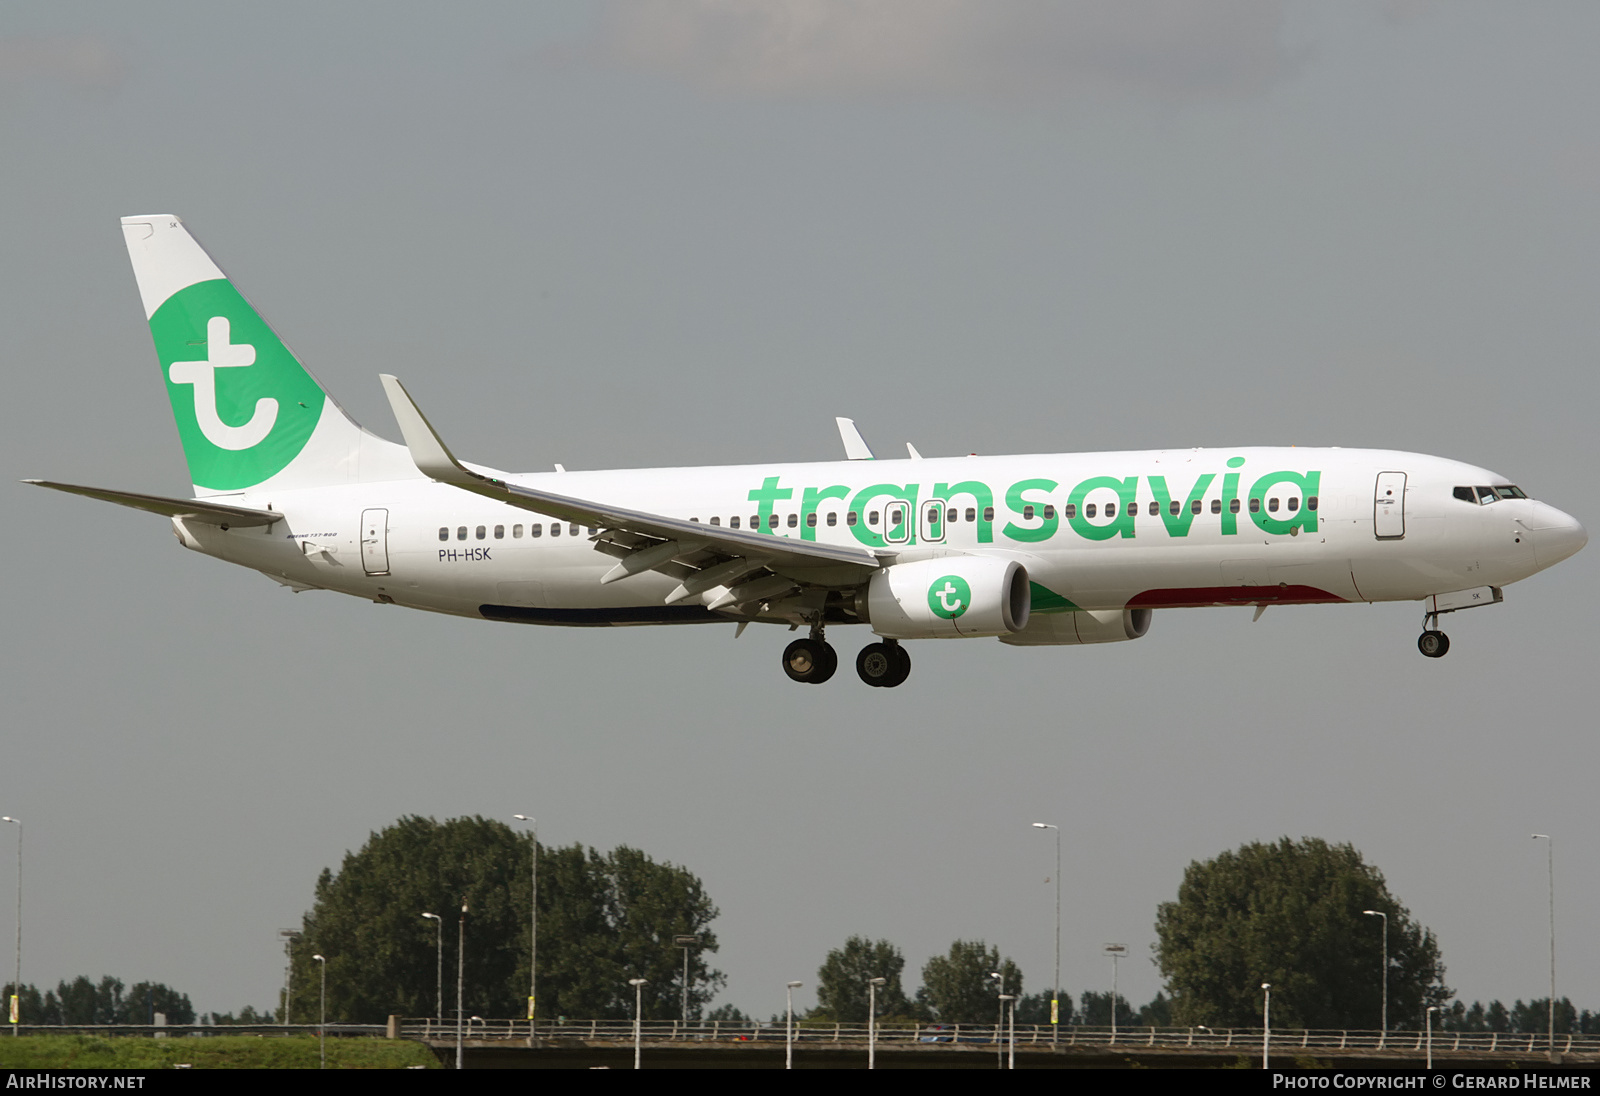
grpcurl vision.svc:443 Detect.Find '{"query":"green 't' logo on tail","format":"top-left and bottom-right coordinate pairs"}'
top-left (149, 279), bottom-right (325, 490)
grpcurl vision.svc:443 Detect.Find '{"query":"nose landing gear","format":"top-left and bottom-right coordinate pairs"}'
top-left (1417, 630), bottom-right (1450, 658)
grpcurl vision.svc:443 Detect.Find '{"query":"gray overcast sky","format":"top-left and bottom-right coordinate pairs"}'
top-left (3, 1), bottom-right (1596, 1021)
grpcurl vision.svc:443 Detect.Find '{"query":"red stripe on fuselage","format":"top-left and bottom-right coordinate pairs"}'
top-left (1128, 585), bottom-right (1347, 609)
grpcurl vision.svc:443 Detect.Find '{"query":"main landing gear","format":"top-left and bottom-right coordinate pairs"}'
top-left (1417, 608), bottom-right (1450, 658)
top-left (780, 623), bottom-right (912, 687)
top-left (855, 639), bottom-right (911, 688)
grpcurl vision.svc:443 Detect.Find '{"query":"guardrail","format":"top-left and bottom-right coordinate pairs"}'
top-left (399, 1018), bottom-right (1600, 1056)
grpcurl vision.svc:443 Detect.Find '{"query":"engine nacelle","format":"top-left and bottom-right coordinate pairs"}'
top-left (861, 557), bottom-right (1030, 639)
top-left (999, 607), bottom-right (1153, 646)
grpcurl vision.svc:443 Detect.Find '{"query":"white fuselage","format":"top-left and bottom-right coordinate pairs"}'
top-left (172, 446), bottom-right (1585, 631)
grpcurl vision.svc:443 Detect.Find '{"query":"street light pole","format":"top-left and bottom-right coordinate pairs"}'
top-left (456, 900), bottom-right (468, 1070)
top-left (312, 954), bottom-right (326, 1069)
top-left (867, 977), bottom-right (886, 1070)
top-left (786, 981), bottom-right (802, 1069)
top-left (1032, 822), bottom-right (1061, 1045)
top-left (421, 913), bottom-right (443, 1023)
top-left (674, 934), bottom-right (700, 1023)
top-left (1262, 983), bottom-right (1271, 1070)
top-left (1, 818), bottom-right (18, 1037)
top-left (1105, 943), bottom-right (1127, 1043)
top-left (1426, 1005), bottom-right (1438, 1069)
top-left (629, 978), bottom-right (648, 1069)
top-left (1532, 834), bottom-right (1555, 1056)
top-left (1362, 909), bottom-right (1388, 1046)
top-left (513, 815), bottom-right (538, 1041)
top-left (999, 994), bottom-right (1016, 1069)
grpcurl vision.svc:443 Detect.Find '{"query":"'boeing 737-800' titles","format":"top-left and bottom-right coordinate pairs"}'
top-left (26, 216), bottom-right (1588, 686)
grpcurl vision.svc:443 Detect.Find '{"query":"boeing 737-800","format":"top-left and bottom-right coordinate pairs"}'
top-left (27, 216), bottom-right (1588, 686)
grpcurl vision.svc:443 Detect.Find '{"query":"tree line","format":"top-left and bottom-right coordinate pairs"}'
top-left (7, 828), bottom-right (1591, 1033)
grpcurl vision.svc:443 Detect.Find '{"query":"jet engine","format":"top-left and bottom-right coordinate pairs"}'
top-left (859, 556), bottom-right (1030, 639)
top-left (999, 607), bottom-right (1153, 646)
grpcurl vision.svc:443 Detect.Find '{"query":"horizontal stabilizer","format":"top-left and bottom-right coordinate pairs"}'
top-left (24, 480), bottom-right (282, 527)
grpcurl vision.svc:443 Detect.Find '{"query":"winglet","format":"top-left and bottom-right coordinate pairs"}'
top-left (379, 374), bottom-right (485, 487)
top-left (835, 417), bottom-right (875, 460)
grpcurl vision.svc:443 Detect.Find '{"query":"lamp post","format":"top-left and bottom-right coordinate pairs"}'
top-left (1, 817), bottom-right (17, 1037)
top-left (1261, 983), bottom-right (1271, 1070)
top-left (513, 815), bottom-right (538, 1041)
top-left (421, 913), bottom-right (443, 1023)
top-left (1532, 834), bottom-right (1555, 1057)
top-left (1362, 909), bottom-right (1388, 1046)
top-left (785, 981), bottom-right (802, 1070)
top-left (311, 954), bottom-right (326, 1069)
top-left (999, 994), bottom-right (1016, 1069)
top-left (455, 900), bottom-right (467, 1070)
top-left (1032, 822), bottom-right (1061, 1045)
top-left (867, 977), bottom-right (886, 1070)
top-left (989, 971), bottom-right (1003, 1068)
top-left (278, 929), bottom-right (300, 1026)
top-left (629, 978), bottom-right (648, 1069)
top-left (1426, 1005), bottom-right (1438, 1069)
top-left (674, 934), bottom-right (700, 1023)
top-left (1104, 943), bottom-right (1127, 1043)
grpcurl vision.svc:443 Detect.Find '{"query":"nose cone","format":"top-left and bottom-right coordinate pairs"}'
top-left (1526, 502), bottom-right (1587, 570)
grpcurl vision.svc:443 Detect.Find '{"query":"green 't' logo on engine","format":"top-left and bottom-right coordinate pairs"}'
top-left (928, 575), bottom-right (971, 619)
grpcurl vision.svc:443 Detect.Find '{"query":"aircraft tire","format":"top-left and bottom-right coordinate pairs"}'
top-left (783, 638), bottom-right (837, 684)
top-left (856, 642), bottom-right (895, 687)
top-left (882, 642), bottom-right (912, 688)
top-left (1417, 630), bottom-right (1450, 658)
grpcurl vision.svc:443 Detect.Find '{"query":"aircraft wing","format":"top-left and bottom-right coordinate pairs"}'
top-left (24, 480), bottom-right (283, 528)
top-left (379, 376), bottom-right (882, 606)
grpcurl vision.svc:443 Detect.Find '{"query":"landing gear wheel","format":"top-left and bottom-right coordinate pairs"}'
top-left (856, 641), bottom-right (912, 688)
top-left (783, 638), bottom-right (838, 684)
top-left (1417, 630), bottom-right (1450, 658)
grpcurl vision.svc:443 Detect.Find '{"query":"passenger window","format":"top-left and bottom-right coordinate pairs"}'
top-left (730, 516), bottom-right (740, 529)
top-left (1023, 505), bottom-right (1034, 520)
top-left (551, 524), bottom-right (561, 537)
top-left (1063, 504), bottom-right (1076, 519)
top-left (1150, 501), bottom-right (1160, 517)
top-left (1043, 505), bottom-right (1055, 520)
top-left (1249, 498), bottom-right (1261, 513)
top-left (1105, 503), bottom-right (1116, 518)
top-left (530, 524), bottom-right (542, 538)
top-left (513, 524), bottom-right (523, 538)
top-left (868, 511), bottom-right (879, 526)
top-left (1167, 501), bottom-right (1178, 517)
top-left (847, 511), bottom-right (858, 526)
top-left (750, 515), bottom-right (759, 528)
top-left (457, 526), bottom-right (467, 541)
top-left (690, 517), bottom-right (700, 523)
top-left (1287, 497), bottom-right (1299, 512)
top-left (1268, 498), bottom-right (1279, 513)
top-left (438, 527), bottom-right (449, 542)
top-left (1190, 500), bottom-right (1202, 515)
top-left (1229, 499), bottom-right (1241, 514)
top-left (570, 524), bottom-right (580, 536)
top-left (1086, 503), bottom-right (1097, 518)
top-left (927, 507), bottom-right (940, 524)
top-left (1211, 499), bottom-right (1221, 514)
top-left (494, 525), bottom-right (505, 539)
top-left (787, 513), bottom-right (798, 528)
top-left (827, 512), bottom-right (837, 527)
top-left (476, 525), bottom-right (486, 539)
top-left (768, 514), bottom-right (780, 530)
top-left (710, 516), bottom-right (721, 526)
top-left (965, 508), bottom-right (976, 523)
top-left (983, 506), bottom-right (995, 522)
top-left (1308, 496), bottom-right (1318, 511)
top-left (807, 513), bottom-right (817, 528)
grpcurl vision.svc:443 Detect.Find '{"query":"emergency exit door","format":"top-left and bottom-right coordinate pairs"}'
top-left (361, 508), bottom-right (390, 575)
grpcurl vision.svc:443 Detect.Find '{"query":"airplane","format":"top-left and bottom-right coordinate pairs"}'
top-left (26, 215), bottom-right (1588, 687)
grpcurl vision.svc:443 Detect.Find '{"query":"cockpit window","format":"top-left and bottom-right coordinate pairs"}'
top-left (1456, 485), bottom-right (1529, 505)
